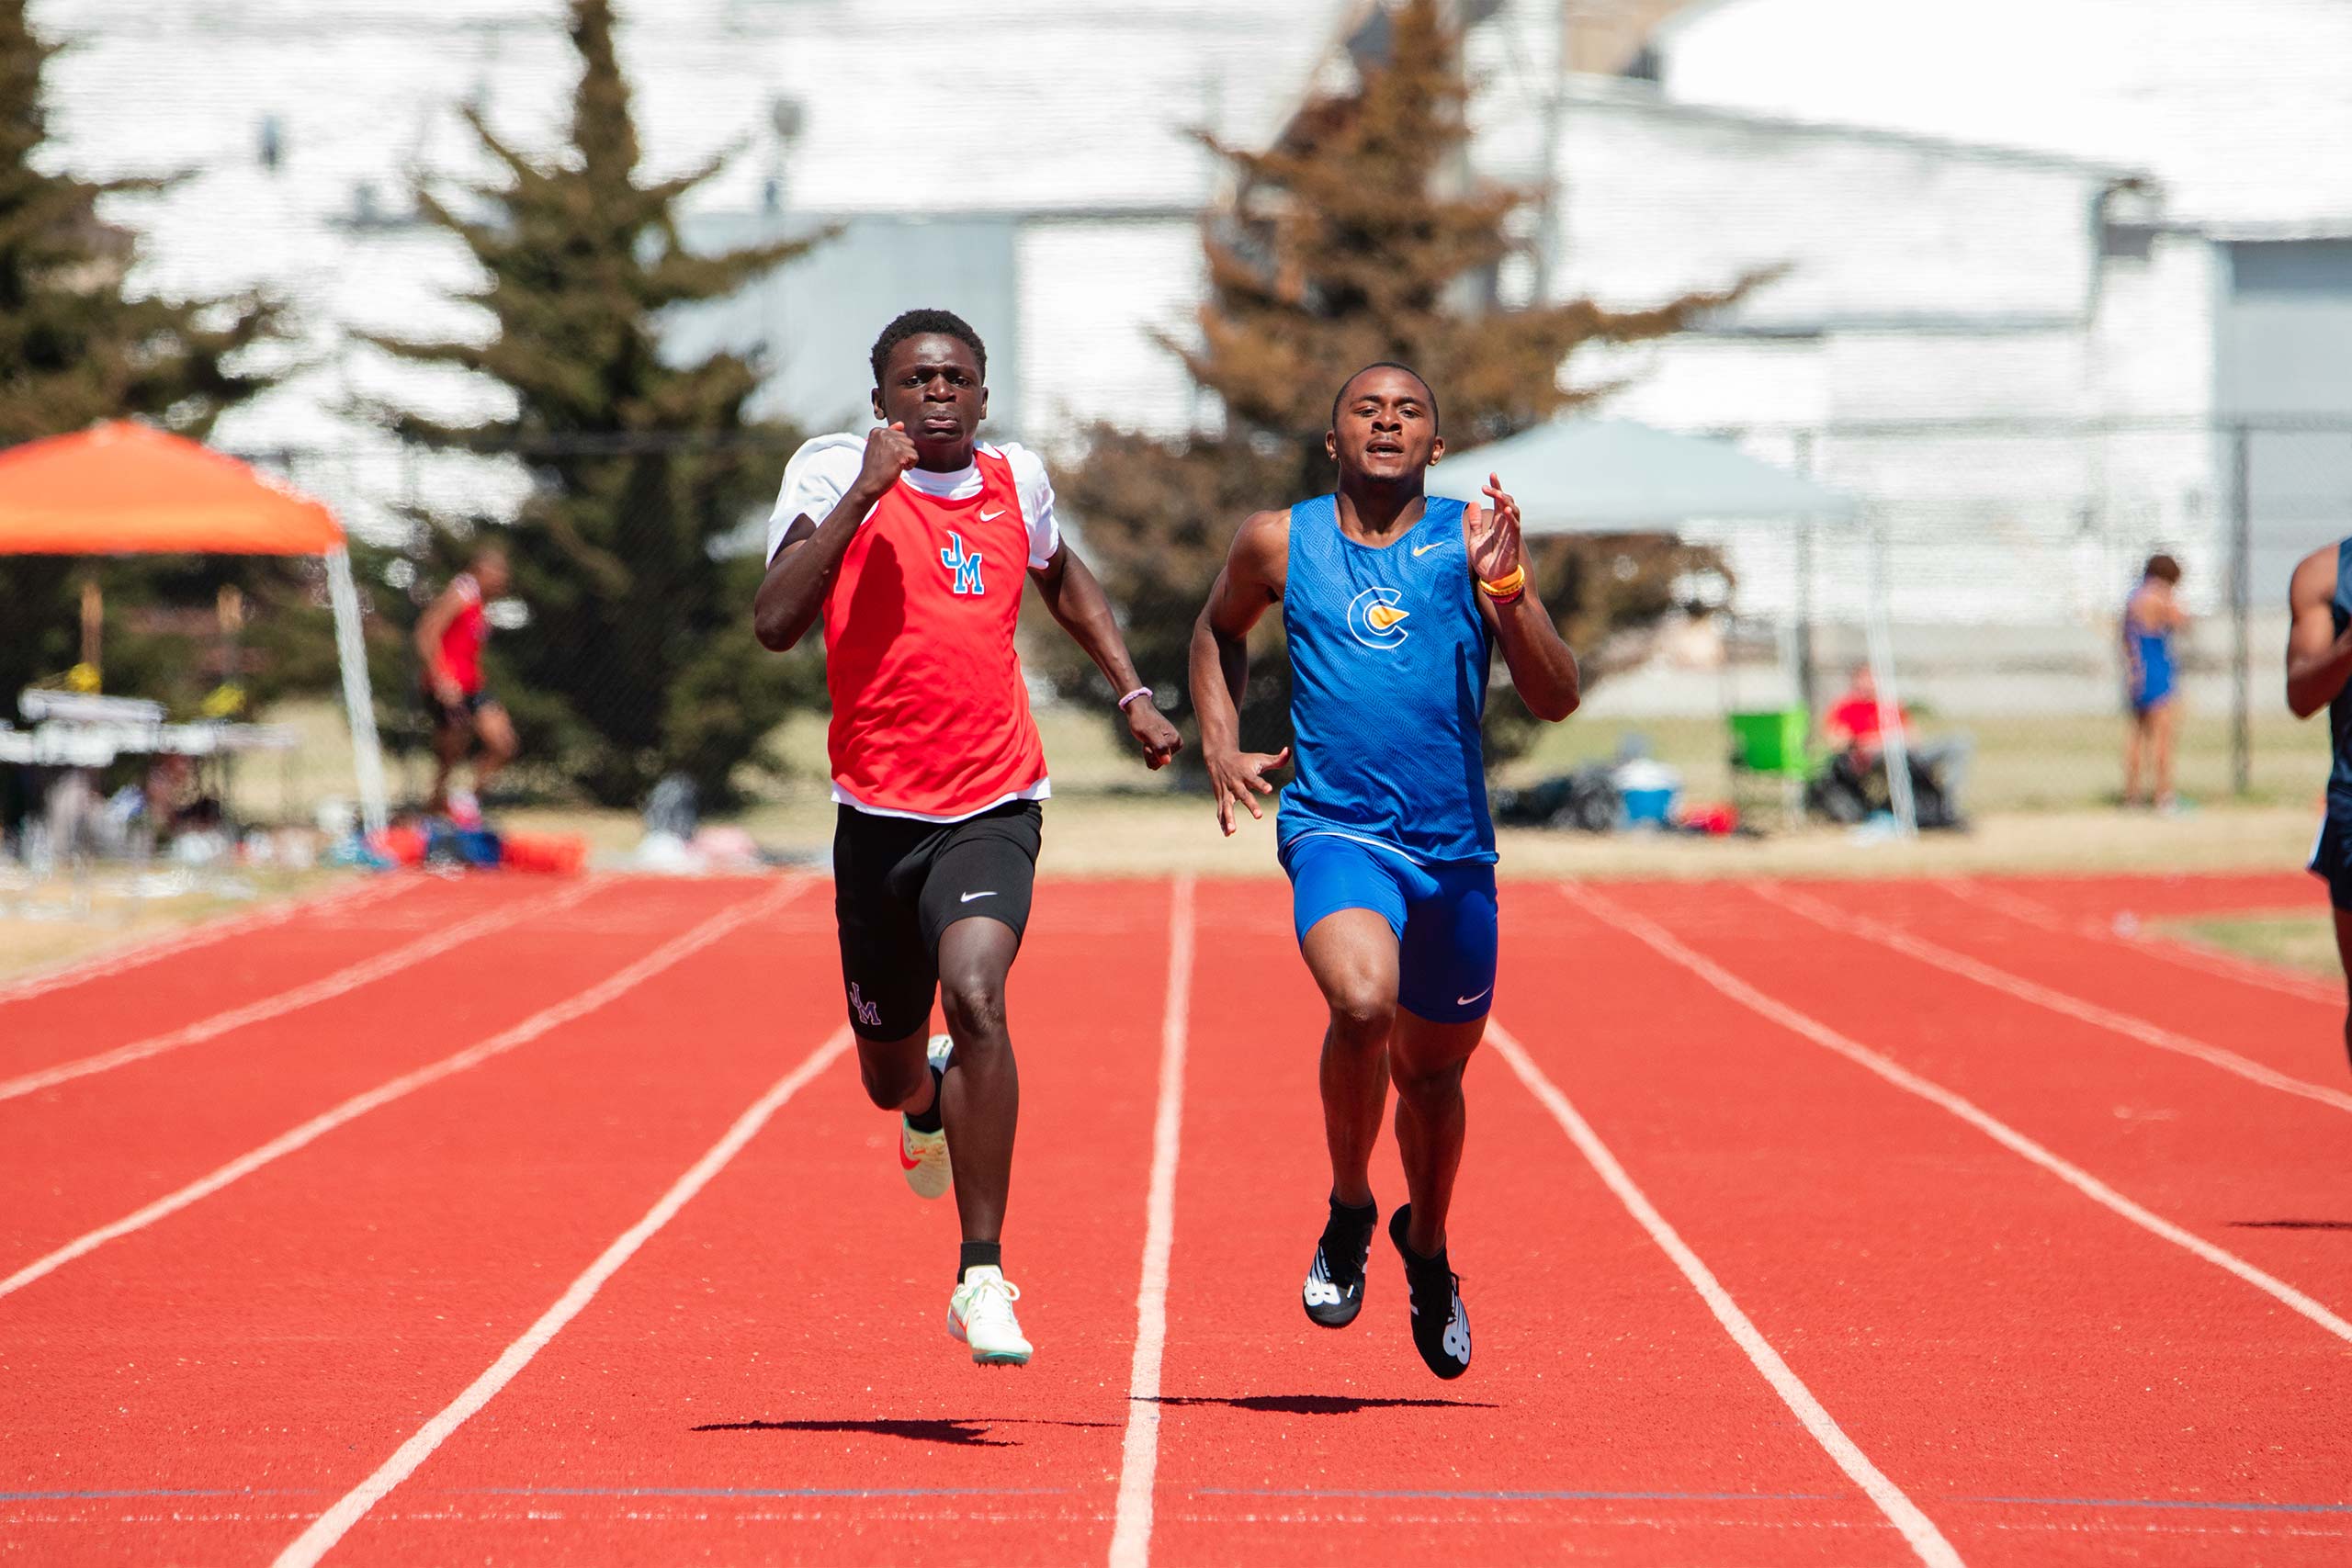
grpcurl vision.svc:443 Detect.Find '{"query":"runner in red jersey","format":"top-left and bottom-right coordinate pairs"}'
top-left (754, 310), bottom-right (1180, 1364)
top-left (414, 546), bottom-right (517, 820)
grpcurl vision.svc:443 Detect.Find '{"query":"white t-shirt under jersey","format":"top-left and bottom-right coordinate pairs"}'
top-left (765, 432), bottom-right (1062, 570)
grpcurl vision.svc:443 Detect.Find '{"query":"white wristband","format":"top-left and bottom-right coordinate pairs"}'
top-left (1116, 686), bottom-right (1154, 711)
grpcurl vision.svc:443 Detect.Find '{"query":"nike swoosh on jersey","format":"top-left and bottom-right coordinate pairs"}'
top-left (979, 507), bottom-right (1008, 521)
top-left (960, 890), bottom-right (998, 902)
top-left (1455, 986), bottom-right (1493, 1007)
top-left (1412, 538), bottom-right (1448, 557)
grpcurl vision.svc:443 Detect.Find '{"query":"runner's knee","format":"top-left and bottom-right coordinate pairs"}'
top-left (1325, 980), bottom-right (1395, 1046)
top-left (939, 967), bottom-right (1007, 1044)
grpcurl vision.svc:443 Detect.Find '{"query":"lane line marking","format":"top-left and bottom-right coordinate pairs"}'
top-left (1108, 874), bottom-right (1194, 1568)
top-left (1558, 883), bottom-right (2352, 1348)
top-left (1487, 1018), bottom-right (1964, 1568)
top-left (1938, 879), bottom-right (2343, 1007)
top-left (270, 1020), bottom-right (855, 1568)
top-left (0, 881), bottom-right (600, 1104)
top-left (0, 881), bottom-right (804, 1303)
top-left (1749, 881), bottom-right (2352, 1118)
top-left (0, 874), bottom-right (417, 1007)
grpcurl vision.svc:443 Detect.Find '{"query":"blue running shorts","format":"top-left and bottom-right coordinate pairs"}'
top-left (2311, 807), bottom-right (2352, 913)
top-left (1280, 832), bottom-right (1499, 1023)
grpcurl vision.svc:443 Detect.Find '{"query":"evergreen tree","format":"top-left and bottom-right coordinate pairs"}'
top-left (1056, 0), bottom-right (1757, 764)
top-left (0, 0), bottom-right (278, 710)
top-left (370, 0), bottom-right (820, 807)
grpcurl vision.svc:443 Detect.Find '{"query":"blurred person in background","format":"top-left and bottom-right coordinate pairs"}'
top-left (2122, 553), bottom-right (2189, 810)
top-left (2286, 537), bottom-right (2352, 1070)
top-left (415, 546), bottom-right (517, 825)
top-left (1820, 661), bottom-right (1970, 829)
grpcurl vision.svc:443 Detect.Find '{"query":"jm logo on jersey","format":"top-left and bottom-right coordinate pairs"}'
top-left (940, 532), bottom-right (986, 595)
top-left (1348, 586), bottom-right (1412, 649)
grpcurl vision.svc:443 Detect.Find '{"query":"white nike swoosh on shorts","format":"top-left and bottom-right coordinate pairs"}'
top-left (1456, 987), bottom-right (1492, 1007)
top-left (961, 890), bottom-right (999, 902)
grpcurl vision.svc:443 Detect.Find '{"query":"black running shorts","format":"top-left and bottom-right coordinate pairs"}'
top-left (832, 799), bottom-right (1042, 1041)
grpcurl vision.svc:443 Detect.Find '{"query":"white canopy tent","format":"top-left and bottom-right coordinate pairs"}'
top-left (1428, 417), bottom-right (1916, 832)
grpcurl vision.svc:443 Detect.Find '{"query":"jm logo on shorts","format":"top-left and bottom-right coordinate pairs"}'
top-left (1347, 585), bottom-right (1411, 649)
top-left (940, 532), bottom-right (986, 596)
top-left (849, 981), bottom-right (882, 1029)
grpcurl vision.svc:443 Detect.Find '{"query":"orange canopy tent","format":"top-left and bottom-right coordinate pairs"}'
top-left (0, 422), bottom-right (388, 832)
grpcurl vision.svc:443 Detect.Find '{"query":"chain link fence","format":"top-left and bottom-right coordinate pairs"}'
top-left (232, 417), bottom-right (2350, 824)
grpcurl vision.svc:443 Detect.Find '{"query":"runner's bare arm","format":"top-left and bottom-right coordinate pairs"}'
top-left (414, 584), bottom-right (466, 704)
top-left (752, 424), bottom-right (917, 651)
top-left (1190, 508), bottom-right (1292, 836)
top-left (1466, 476), bottom-right (1580, 722)
top-left (2287, 545), bottom-right (2352, 718)
top-left (1030, 544), bottom-right (1182, 769)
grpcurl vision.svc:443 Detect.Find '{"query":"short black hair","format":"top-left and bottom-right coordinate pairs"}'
top-left (871, 309), bottom-right (987, 387)
top-left (1331, 361), bottom-right (1439, 431)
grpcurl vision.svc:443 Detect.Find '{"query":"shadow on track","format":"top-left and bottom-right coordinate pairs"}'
top-left (693, 1416), bottom-right (1116, 1448)
top-left (1145, 1394), bottom-right (1496, 1415)
top-left (2228, 1219), bottom-right (2352, 1232)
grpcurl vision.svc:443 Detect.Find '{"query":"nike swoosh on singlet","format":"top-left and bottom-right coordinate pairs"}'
top-left (979, 508), bottom-right (1007, 521)
top-left (1456, 986), bottom-right (1492, 1007)
top-left (961, 890), bottom-right (998, 902)
top-left (1412, 538), bottom-right (1448, 557)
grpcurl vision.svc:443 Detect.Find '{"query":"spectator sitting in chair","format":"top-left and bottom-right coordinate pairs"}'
top-left (1821, 663), bottom-right (1971, 828)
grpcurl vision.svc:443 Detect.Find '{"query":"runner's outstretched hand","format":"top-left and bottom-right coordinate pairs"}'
top-left (1125, 699), bottom-right (1183, 770)
top-left (1467, 472), bottom-right (1523, 583)
top-left (1206, 745), bottom-right (1290, 836)
top-left (856, 422), bottom-right (920, 494)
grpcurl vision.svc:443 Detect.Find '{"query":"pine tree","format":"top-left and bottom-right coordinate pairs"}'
top-left (370, 0), bottom-right (820, 807)
top-left (0, 0), bottom-right (278, 710)
top-left (1057, 0), bottom-right (1755, 763)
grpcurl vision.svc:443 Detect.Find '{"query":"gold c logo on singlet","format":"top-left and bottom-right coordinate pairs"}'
top-left (1348, 586), bottom-right (1411, 649)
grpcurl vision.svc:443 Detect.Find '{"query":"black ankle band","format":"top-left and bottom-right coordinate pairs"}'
top-left (957, 1241), bottom-right (1002, 1281)
top-left (905, 1066), bottom-right (944, 1134)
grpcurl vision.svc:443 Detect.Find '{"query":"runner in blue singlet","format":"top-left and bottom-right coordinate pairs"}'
top-left (2122, 553), bottom-right (2188, 809)
top-left (2288, 537), bottom-right (2352, 1070)
top-left (1189, 363), bottom-right (1583, 1379)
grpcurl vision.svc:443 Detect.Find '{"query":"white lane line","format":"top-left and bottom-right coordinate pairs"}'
top-left (1938, 879), bottom-right (2343, 1008)
top-left (270, 1021), bottom-right (856, 1568)
top-left (1487, 1019), bottom-right (1964, 1568)
top-left (0, 880), bottom-right (805, 1303)
top-left (0, 874), bottom-right (417, 1007)
top-left (0, 881), bottom-right (600, 1105)
top-left (1108, 874), bottom-right (1194, 1568)
top-left (1560, 883), bottom-right (2352, 1349)
top-left (1749, 881), bottom-right (2352, 1119)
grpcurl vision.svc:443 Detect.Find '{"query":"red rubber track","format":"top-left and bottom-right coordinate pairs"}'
top-left (1961, 871), bottom-right (2317, 923)
top-left (1150, 878), bottom-right (1901, 1565)
top-left (0, 874), bottom-right (481, 1082)
top-left (4, 871), bottom-right (2346, 1567)
top-left (0, 877), bottom-right (759, 1281)
top-left (0, 876), bottom-right (829, 1563)
top-left (317, 879), bottom-right (1172, 1568)
top-left (1704, 879), bottom-right (2352, 1303)
top-left (1784, 876), bottom-right (2345, 1089)
top-left (1544, 882), bottom-right (2352, 1563)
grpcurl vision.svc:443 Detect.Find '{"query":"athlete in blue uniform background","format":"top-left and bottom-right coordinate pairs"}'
top-left (2287, 537), bottom-right (2352, 1071)
top-left (1189, 363), bottom-right (1581, 1378)
top-left (2122, 553), bottom-right (2188, 809)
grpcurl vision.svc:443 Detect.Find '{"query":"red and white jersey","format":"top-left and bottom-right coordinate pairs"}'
top-left (768, 434), bottom-right (1063, 822)
top-left (437, 573), bottom-right (489, 695)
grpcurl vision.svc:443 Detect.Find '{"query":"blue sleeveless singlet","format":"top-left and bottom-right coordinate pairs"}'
top-left (2329, 539), bottom-right (2352, 807)
top-left (1276, 493), bottom-right (1496, 864)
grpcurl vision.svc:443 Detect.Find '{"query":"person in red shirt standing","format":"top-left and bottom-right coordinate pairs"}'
top-left (414, 546), bottom-right (517, 822)
top-left (753, 310), bottom-right (1181, 1365)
